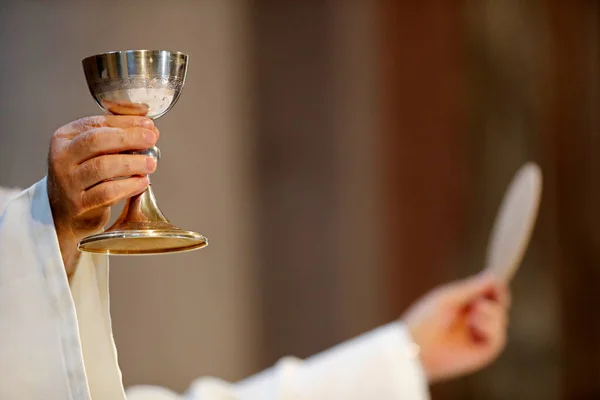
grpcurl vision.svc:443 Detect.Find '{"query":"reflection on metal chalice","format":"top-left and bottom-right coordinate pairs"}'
top-left (78, 50), bottom-right (207, 255)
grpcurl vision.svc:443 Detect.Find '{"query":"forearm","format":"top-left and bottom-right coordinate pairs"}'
top-left (127, 322), bottom-right (430, 400)
top-left (236, 322), bottom-right (429, 399)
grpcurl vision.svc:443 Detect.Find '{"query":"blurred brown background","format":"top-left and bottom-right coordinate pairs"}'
top-left (0, 0), bottom-right (599, 399)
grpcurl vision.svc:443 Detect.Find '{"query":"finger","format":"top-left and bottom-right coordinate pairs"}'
top-left (471, 317), bottom-right (506, 348)
top-left (81, 176), bottom-right (149, 214)
top-left (440, 273), bottom-right (501, 307)
top-left (101, 99), bottom-right (150, 116)
top-left (469, 301), bottom-right (507, 341)
top-left (75, 154), bottom-right (157, 189)
top-left (148, 125), bottom-right (160, 140)
top-left (470, 299), bottom-right (497, 325)
top-left (483, 284), bottom-right (511, 309)
top-left (68, 126), bottom-right (158, 164)
top-left (55, 115), bottom-right (155, 139)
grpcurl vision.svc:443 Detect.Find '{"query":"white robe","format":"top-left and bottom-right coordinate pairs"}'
top-left (0, 179), bottom-right (429, 400)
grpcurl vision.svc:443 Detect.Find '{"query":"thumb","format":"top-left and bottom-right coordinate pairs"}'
top-left (439, 273), bottom-right (500, 307)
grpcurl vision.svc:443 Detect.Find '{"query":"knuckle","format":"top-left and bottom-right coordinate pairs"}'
top-left (71, 140), bottom-right (87, 160)
top-left (74, 116), bottom-right (104, 132)
top-left (53, 123), bottom-right (68, 137)
top-left (51, 127), bottom-right (62, 140)
top-left (71, 117), bottom-right (85, 131)
top-left (94, 184), bottom-right (116, 207)
top-left (122, 157), bottom-right (132, 174)
top-left (89, 157), bottom-right (104, 178)
top-left (84, 115), bottom-right (104, 127)
top-left (77, 159), bottom-right (103, 188)
top-left (92, 115), bottom-right (106, 126)
top-left (73, 117), bottom-right (92, 132)
top-left (116, 129), bottom-right (127, 146)
top-left (84, 129), bottom-right (100, 149)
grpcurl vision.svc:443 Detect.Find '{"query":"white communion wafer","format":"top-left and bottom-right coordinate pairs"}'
top-left (484, 162), bottom-right (543, 282)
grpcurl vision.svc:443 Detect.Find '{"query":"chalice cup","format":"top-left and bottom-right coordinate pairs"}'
top-left (78, 49), bottom-right (208, 255)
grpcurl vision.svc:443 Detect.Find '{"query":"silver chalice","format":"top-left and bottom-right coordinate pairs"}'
top-left (78, 49), bottom-right (208, 255)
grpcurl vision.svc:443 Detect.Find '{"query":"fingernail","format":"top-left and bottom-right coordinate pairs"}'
top-left (146, 157), bottom-right (156, 172)
top-left (144, 129), bottom-right (157, 144)
top-left (141, 118), bottom-right (154, 128)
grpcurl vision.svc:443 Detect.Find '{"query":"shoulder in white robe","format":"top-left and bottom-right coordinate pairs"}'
top-left (0, 179), bottom-right (429, 400)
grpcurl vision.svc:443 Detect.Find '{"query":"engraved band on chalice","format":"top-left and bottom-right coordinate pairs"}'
top-left (88, 76), bottom-right (185, 94)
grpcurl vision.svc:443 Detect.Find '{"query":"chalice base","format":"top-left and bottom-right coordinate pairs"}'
top-left (78, 186), bottom-right (207, 255)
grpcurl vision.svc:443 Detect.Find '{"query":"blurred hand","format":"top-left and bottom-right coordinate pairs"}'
top-left (402, 273), bottom-right (510, 383)
top-left (47, 115), bottom-right (159, 276)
